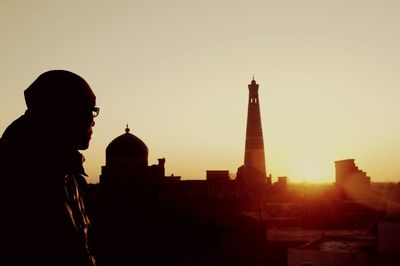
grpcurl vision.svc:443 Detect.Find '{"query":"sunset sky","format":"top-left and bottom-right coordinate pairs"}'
top-left (1, 0), bottom-right (399, 184)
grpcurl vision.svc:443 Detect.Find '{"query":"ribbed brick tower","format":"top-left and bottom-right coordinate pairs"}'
top-left (243, 78), bottom-right (267, 184)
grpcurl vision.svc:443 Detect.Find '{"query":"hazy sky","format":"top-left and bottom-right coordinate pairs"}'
top-left (1, 0), bottom-right (400, 183)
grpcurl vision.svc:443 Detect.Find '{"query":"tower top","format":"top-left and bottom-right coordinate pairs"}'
top-left (125, 124), bottom-right (130, 133)
top-left (248, 78), bottom-right (259, 92)
top-left (250, 77), bottom-right (257, 86)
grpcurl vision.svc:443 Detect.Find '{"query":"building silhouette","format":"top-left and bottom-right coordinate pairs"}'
top-left (100, 125), bottom-right (164, 202)
top-left (237, 78), bottom-right (271, 185)
top-left (100, 78), bottom-right (275, 195)
top-left (335, 159), bottom-right (371, 200)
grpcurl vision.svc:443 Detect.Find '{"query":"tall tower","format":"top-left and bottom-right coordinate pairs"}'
top-left (243, 78), bottom-right (267, 184)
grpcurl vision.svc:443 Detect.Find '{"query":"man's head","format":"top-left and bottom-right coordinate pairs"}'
top-left (24, 70), bottom-right (98, 150)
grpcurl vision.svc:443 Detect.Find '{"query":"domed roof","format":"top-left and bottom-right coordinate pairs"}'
top-left (106, 126), bottom-right (148, 158)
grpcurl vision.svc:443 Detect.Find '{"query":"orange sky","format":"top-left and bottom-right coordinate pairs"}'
top-left (1, 0), bottom-right (400, 183)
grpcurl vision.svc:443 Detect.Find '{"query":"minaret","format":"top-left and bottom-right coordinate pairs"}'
top-left (243, 77), bottom-right (267, 184)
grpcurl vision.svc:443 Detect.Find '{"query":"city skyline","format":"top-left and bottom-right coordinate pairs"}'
top-left (1, 1), bottom-right (400, 183)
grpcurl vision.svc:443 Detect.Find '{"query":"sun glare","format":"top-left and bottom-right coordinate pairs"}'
top-left (292, 160), bottom-right (332, 183)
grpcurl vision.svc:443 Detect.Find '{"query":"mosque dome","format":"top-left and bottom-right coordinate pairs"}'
top-left (106, 126), bottom-right (148, 161)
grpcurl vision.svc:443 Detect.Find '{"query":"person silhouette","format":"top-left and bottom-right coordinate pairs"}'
top-left (0, 70), bottom-right (98, 265)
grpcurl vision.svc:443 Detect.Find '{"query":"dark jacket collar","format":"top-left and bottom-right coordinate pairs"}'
top-left (0, 114), bottom-right (86, 177)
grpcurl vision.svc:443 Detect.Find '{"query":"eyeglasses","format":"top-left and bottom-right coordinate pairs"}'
top-left (92, 107), bottom-right (100, 117)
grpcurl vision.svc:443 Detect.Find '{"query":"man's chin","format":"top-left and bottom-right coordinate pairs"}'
top-left (77, 140), bottom-right (90, 150)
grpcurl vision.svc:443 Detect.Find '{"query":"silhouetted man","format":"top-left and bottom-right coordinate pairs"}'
top-left (0, 70), bottom-right (98, 265)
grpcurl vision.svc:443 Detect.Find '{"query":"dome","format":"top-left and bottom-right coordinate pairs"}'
top-left (106, 126), bottom-right (148, 159)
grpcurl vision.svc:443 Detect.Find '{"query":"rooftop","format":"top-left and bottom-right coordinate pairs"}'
top-left (267, 229), bottom-right (366, 242)
top-left (299, 234), bottom-right (376, 253)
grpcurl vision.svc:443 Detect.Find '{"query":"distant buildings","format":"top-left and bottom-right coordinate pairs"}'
top-left (86, 78), bottom-right (397, 266)
top-left (99, 78), bottom-right (284, 201)
top-left (284, 163), bottom-right (400, 266)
